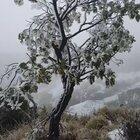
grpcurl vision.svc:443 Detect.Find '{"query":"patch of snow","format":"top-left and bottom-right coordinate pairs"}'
top-left (108, 129), bottom-right (124, 140)
top-left (67, 93), bottom-right (121, 117)
top-left (67, 100), bottom-right (105, 116)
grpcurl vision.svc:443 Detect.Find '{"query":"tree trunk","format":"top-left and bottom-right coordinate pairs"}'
top-left (48, 80), bottom-right (75, 140)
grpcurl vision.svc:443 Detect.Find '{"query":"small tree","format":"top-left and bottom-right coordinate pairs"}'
top-left (1, 0), bottom-right (140, 139)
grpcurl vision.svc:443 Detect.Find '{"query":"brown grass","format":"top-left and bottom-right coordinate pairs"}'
top-left (0, 107), bottom-right (139, 140)
top-left (0, 124), bottom-right (31, 140)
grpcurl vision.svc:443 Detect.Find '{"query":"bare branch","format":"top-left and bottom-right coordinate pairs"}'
top-left (61, 0), bottom-right (78, 20)
top-left (0, 63), bottom-right (18, 85)
top-left (4, 69), bottom-right (19, 91)
top-left (52, 0), bottom-right (67, 51)
top-left (79, 38), bottom-right (90, 49)
top-left (67, 45), bottom-right (72, 66)
top-left (70, 43), bottom-right (81, 70)
top-left (68, 19), bottom-right (103, 39)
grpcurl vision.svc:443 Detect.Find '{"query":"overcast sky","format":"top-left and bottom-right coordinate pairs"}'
top-left (0, 0), bottom-right (140, 74)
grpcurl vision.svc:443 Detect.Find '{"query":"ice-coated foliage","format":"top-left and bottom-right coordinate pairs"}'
top-left (17, 0), bottom-right (138, 85)
top-left (0, 0), bottom-right (139, 108)
top-left (14, 0), bottom-right (24, 6)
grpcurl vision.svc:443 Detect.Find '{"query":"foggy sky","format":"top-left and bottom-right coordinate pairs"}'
top-left (0, 0), bottom-right (140, 74)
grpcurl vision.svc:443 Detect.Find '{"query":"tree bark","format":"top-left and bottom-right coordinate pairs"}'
top-left (48, 80), bottom-right (75, 140)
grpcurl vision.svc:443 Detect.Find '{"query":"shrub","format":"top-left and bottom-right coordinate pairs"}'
top-left (86, 115), bottom-right (108, 130)
top-left (97, 107), bottom-right (129, 124)
top-left (0, 124), bottom-right (31, 140)
top-left (79, 116), bottom-right (90, 125)
top-left (97, 107), bottom-right (113, 120)
top-left (77, 128), bottom-right (98, 140)
top-left (121, 110), bottom-right (140, 140)
top-left (27, 126), bottom-right (47, 140)
top-left (0, 95), bottom-right (31, 133)
top-left (60, 132), bottom-right (77, 140)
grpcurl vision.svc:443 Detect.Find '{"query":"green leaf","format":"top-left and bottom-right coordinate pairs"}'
top-left (92, 5), bottom-right (97, 13)
top-left (0, 87), bottom-right (2, 91)
top-left (30, 85), bottom-right (38, 93)
top-left (89, 74), bottom-right (95, 85)
top-left (99, 69), bottom-right (105, 80)
top-left (102, 10), bottom-right (108, 20)
top-left (129, 11), bottom-right (135, 19)
top-left (19, 62), bottom-right (28, 69)
top-left (20, 83), bottom-right (31, 92)
top-left (135, 14), bottom-right (140, 22)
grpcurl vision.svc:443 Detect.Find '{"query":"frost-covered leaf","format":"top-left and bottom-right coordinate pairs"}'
top-left (14, 0), bottom-right (24, 6)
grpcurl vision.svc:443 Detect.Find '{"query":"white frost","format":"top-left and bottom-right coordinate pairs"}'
top-left (108, 129), bottom-right (124, 140)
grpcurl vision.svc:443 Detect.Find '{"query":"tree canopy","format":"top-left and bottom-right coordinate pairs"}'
top-left (13, 0), bottom-right (139, 89)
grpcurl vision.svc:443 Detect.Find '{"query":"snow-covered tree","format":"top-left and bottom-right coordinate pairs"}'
top-left (1, 0), bottom-right (140, 139)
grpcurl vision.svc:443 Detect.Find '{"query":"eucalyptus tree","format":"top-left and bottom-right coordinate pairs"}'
top-left (1, 0), bottom-right (140, 139)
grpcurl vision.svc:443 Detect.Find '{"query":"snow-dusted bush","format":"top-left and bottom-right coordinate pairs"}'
top-left (121, 110), bottom-right (140, 140)
top-left (0, 93), bottom-right (31, 133)
top-left (86, 115), bottom-right (108, 130)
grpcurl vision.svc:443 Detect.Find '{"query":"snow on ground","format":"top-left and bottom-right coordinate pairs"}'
top-left (108, 129), bottom-right (124, 140)
top-left (67, 100), bottom-right (105, 116)
top-left (67, 94), bottom-right (120, 116)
